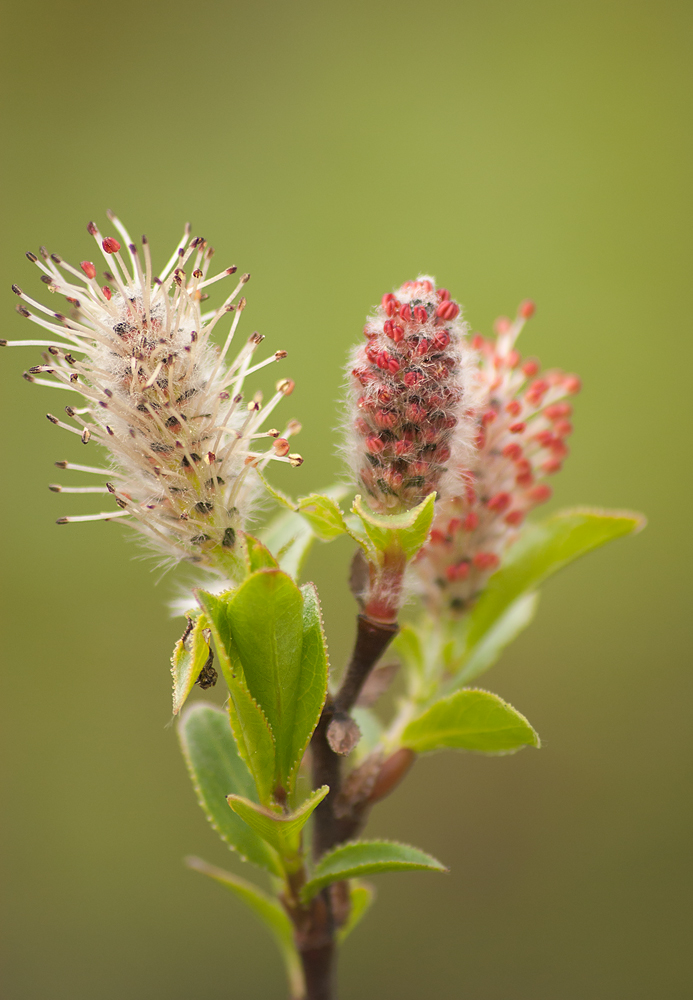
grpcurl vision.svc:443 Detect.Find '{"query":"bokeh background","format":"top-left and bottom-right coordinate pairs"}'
top-left (1, 1), bottom-right (691, 997)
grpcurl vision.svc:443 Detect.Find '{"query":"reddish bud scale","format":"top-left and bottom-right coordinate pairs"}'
top-left (347, 276), bottom-right (475, 514)
top-left (413, 299), bottom-right (580, 614)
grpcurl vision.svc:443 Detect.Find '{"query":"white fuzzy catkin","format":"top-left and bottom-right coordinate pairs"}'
top-left (4, 213), bottom-right (300, 574)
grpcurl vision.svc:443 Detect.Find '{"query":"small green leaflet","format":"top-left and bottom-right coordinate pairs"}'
top-left (178, 703), bottom-right (281, 875)
top-left (260, 508), bottom-right (317, 579)
top-left (227, 786), bottom-right (329, 870)
top-left (301, 840), bottom-right (447, 901)
top-left (245, 534), bottom-right (279, 571)
top-left (458, 507), bottom-right (645, 661)
top-left (450, 592), bottom-right (539, 687)
top-left (401, 688), bottom-right (540, 755)
top-left (337, 881), bottom-right (375, 944)
top-left (352, 492), bottom-right (436, 562)
top-left (170, 612), bottom-right (212, 715)
top-left (186, 857), bottom-right (304, 1000)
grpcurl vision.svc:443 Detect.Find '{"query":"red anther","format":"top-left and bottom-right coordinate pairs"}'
top-left (502, 442), bottom-right (523, 461)
top-left (525, 378), bottom-right (550, 404)
top-left (102, 237), bottom-right (121, 254)
top-left (549, 438), bottom-right (568, 458)
top-left (475, 429), bottom-right (486, 449)
top-left (505, 399), bottom-right (522, 417)
top-left (473, 551), bottom-right (500, 571)
top-left (405, 403), bottom-right (426, 422)
top-left (487, 491), bottom-right (511, 513)
top-left (528, 483), bottom-right (552, 503)
top-left (420, 280), bottom-right (432, 293)
top-left (501, 509), bottom-right (523, 527)
top-left (447, 517), bottom-right (462, 534)
top-left (516, 470), bottom-right (534, 487)
top-left (481, 409), bottom-right (497, 425)
top-left (493, 316), bottom-right (512, 335)
top-left (278, 379), bottom-right (295, 396)
top-left (385, 469), bottom-right (404, 490)
top-left (553, 420), bottom-right (573, 437)
top-left (463, 511), bottom-right (479, 531)
top-left (400, 303), bottom-right (412, 322)
top-left (516, 458), bottom-right (532, 475)
top-left (87, 221), bottom-right (98, 236)
top-left (273, 438), bottom-right (290, 456)
top-left (383, 320), bottom-right (394, 337)
top-left (416, 339), bottom-right (429, 356)
top-left (387, 357), bottom-right (400, 373)
top-left (414, 306), bottom-right (427, 323)
top-left (392, 325), bottom-right (404, 342)
top-left (374, 409), bottom-right (396, 430)
top-left (403, 370), bottom-right (422, 388)
top-left (471, 333), bottom-right (485, 350)
top-left (377, 387), bottom-right (394, 404)
top-left (409, 460), bottom-right (430, 477)
top-left (506, 349), bottom-right (521, 369)
top-left (436, 444), bottom-right (451, 462)
top-left (564, 375), bottom-right (582, 394)
top-left (518, 299), bottom-right (536, 319)
top-left (355, 418), bottom-right (369, 435)
top-left (432, 330), bottom-right (450, 350)
top-left (446, 561), bottom-right (471, 582)
top-left (541, 457), bottom-right (562, 474)
top-left (509, 421), bottom-right (526, 434)
top-left (395, 439), bottom-right (413, 457)
top-left (382, 293), bottom-right (397, 313)
top-left (438, 288), bottom-right (450, 301)
top-left (365, 435), bottom-right (384, 455)
top-left (436, 300), bottom-right (460, 320)
top-left (444, 414), bottom-right (458, 429)
top-left (522, 360), bottom-right (540, 377)
top-left (376, 351), bottom-right (390, 369)
top-left (544, 403), bottom-right (572, 421)
top-left (429, 529), bottom-right (447, 545)
top-left (535, 429), bottom-right (554, 447)
top-left (80, 261), bottom-right (97, 279)
top-left (102, 286), bottom-right (112, 300)
top-left (365, 345), bottom-right (378, 363)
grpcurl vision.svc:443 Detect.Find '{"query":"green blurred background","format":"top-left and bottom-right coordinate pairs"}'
top-left (1, 0), bottom-right (691, 997)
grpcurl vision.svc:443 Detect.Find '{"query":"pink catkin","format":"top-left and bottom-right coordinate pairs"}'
top-left (347, 276), bottom-right (476, 515)
top-left (413, 302), bottom-right (581, 614)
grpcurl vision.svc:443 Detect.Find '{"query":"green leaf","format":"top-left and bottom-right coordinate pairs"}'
top-left (337, 881), bottom-right (375, 944)
top-left (170, 612), bottom-right (212, 716)
top-left (261, 509), bottom-right (316, 579)
top-left (392, 624), bottom-right (425, 676)
top-left (460, 507), bottom-right (645, 660)
top-left (202, 572), bottom-right (328, 795)
top-left (401, 688), bottom-right (540, 754)
top-left (301, 840), bottom-right (447, 901)
top-left (245, 534), bottom-right (279, 571)
top-left (352, 492), bottom-right (436, 561)
top-left (295, 494), bottom-right (350, 541)
top-left (196, 590), bottom-right (277, 804)
top-left (186, 857), bottom-right (304, 1000)
top-left (227, 786), bottom-right (329, 868)
top-left (452, 592), bottom-right (539, 686)
top-left (178, 704), bottom-right (281, 875)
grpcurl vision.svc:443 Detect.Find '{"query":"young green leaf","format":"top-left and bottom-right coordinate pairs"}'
top-left (301, 840), bottom-right (447, 901)
top-left (260, 508), bottom-right (316, 579)
top-left (401, 688), bottom-right (540, 754)
top-left (292, 582), bottom-right (330, 779)
top-left (450, 592), bottom-right (540, 686)
top-left (196, 589), bottom-right (277, 804)
top-left (352, 492), bottom-right (436, 561)
top-left (186, 856), bottom-right (304, 999)
top-left (170, 612), bottom-right (212, 716)
top-left (245, 534), bottom-right (279, 572)
top-left (227, 785), bottom-right (329, 867)
top-left (460, 507), bottom-right (645, 659)
top-left (337, 881), bottom-right (375, 944)
top-left (178, 704), bottom-right (281, 875)
top-left (295, 494), bottom-right (350, 541)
